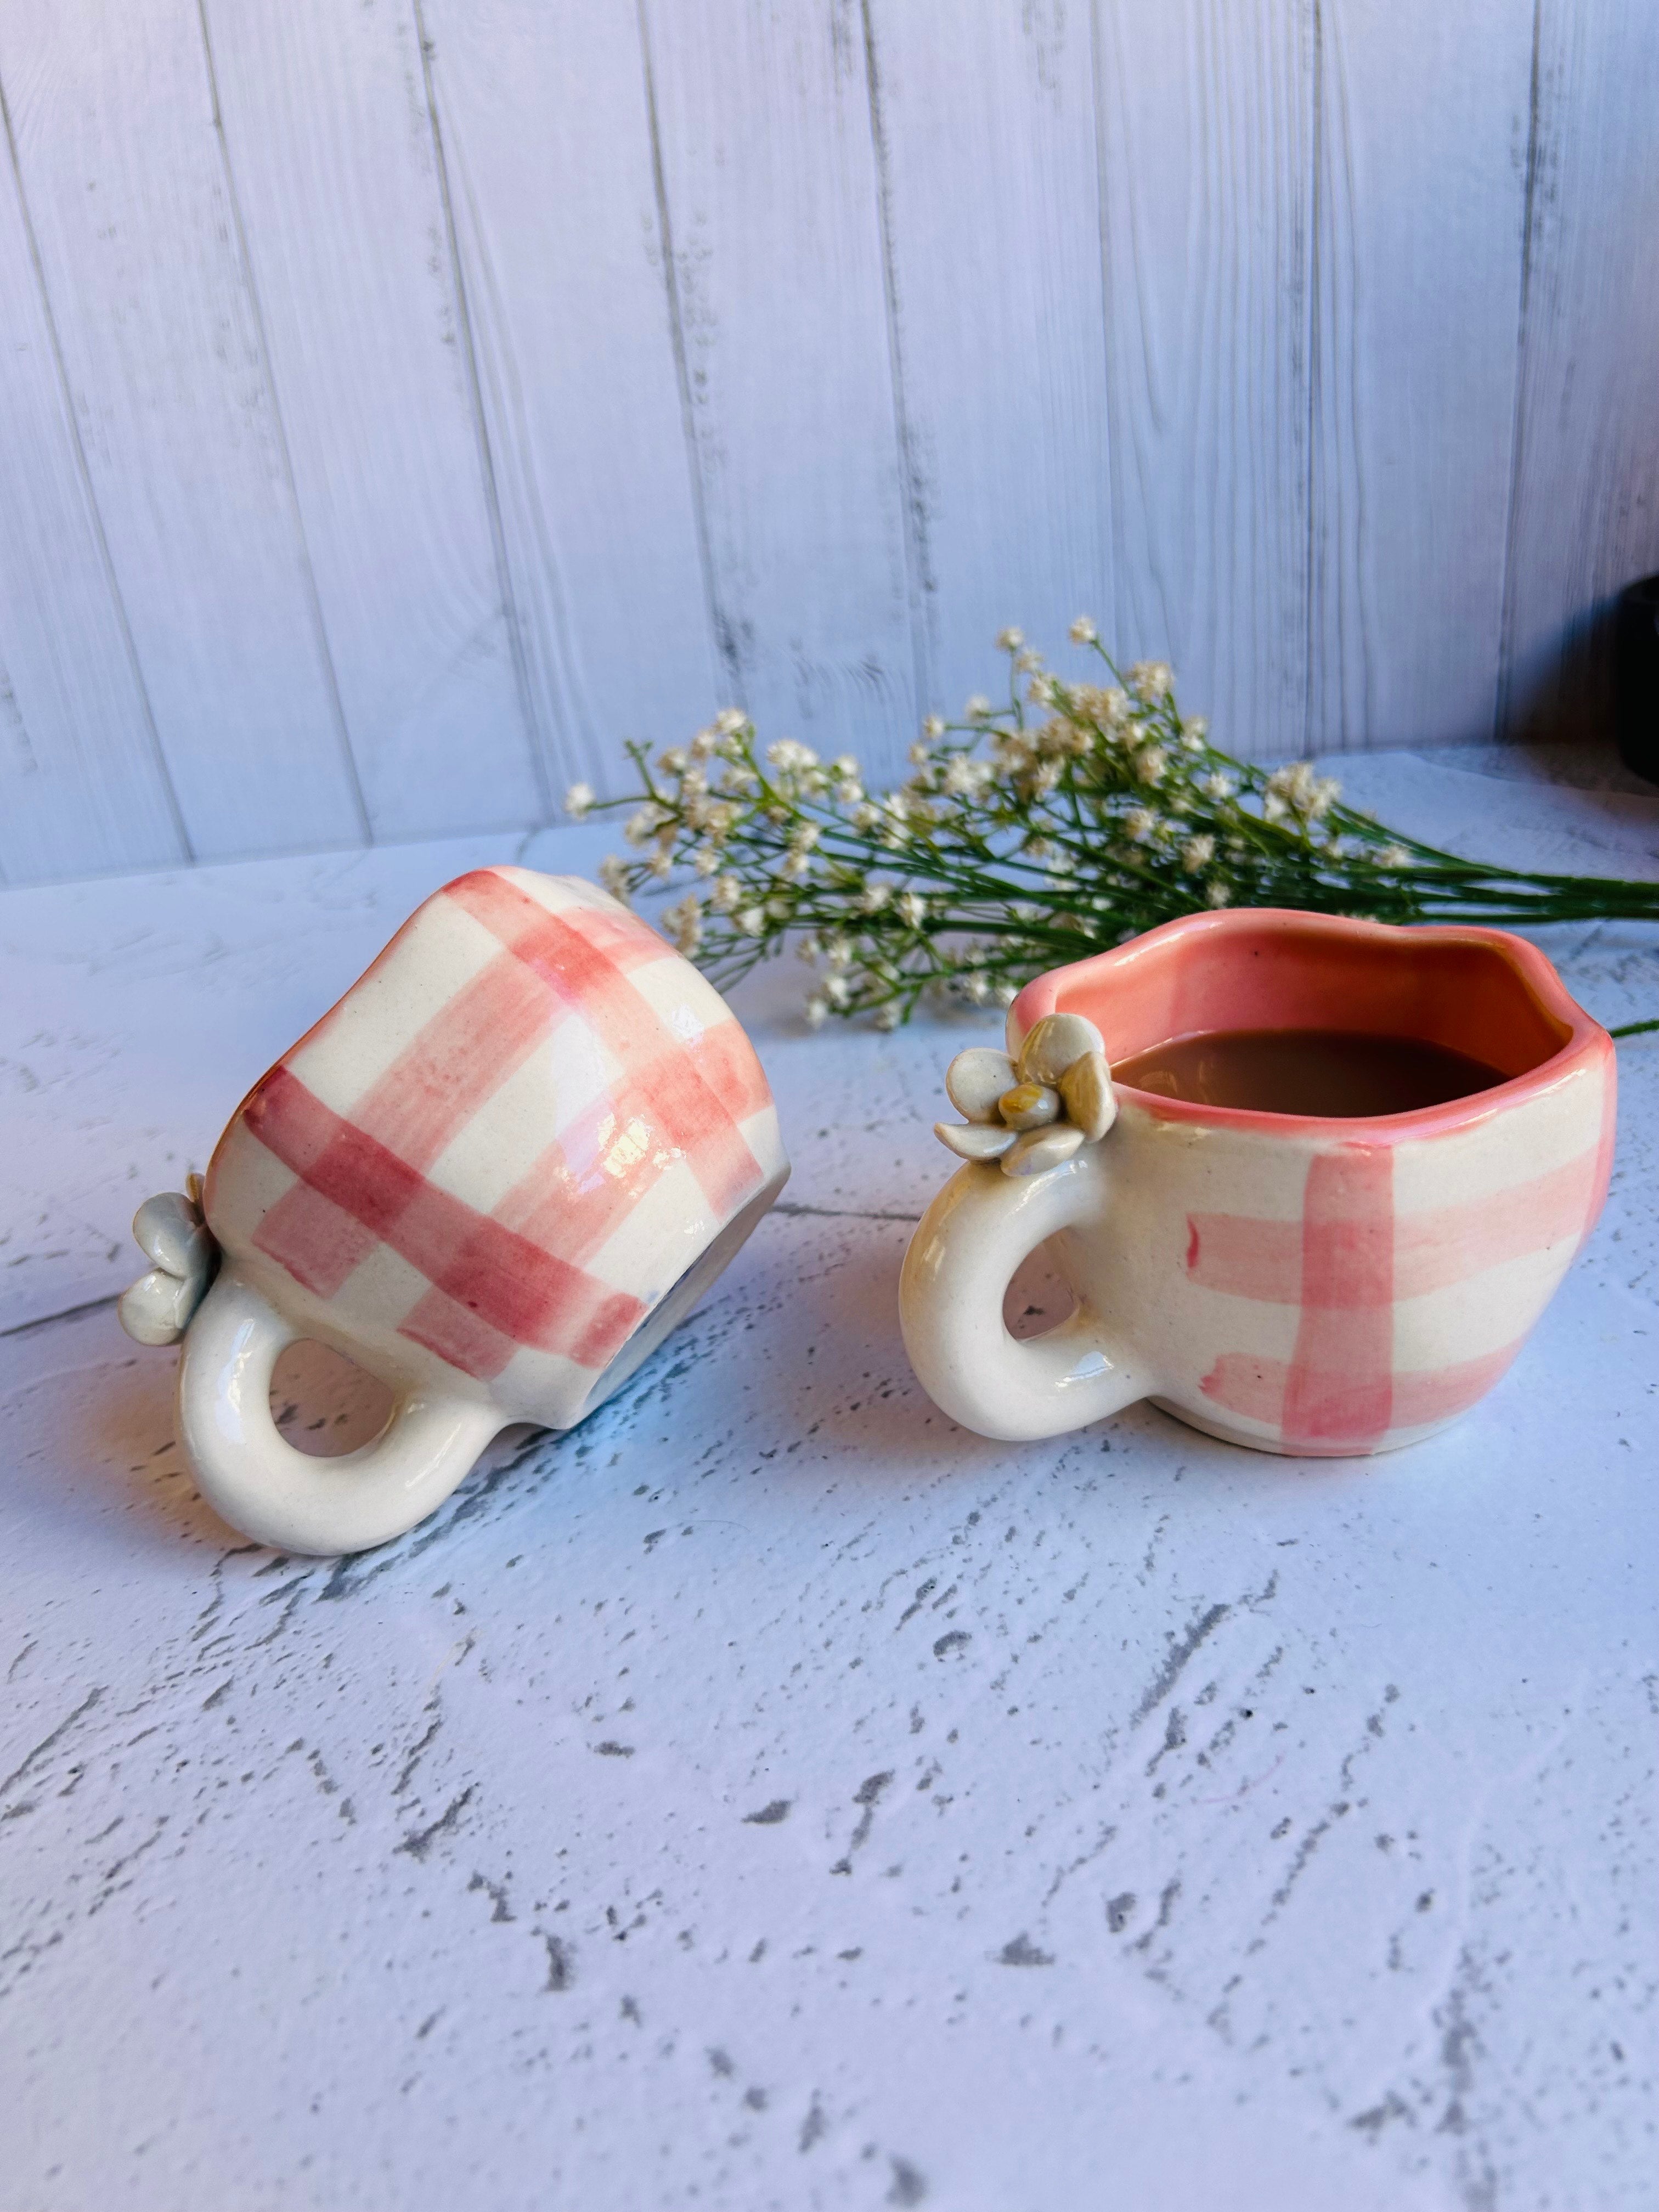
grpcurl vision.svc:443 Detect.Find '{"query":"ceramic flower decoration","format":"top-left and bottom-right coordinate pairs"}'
top-left (117, 1177), bottom-right (219, 1346)
top-left (934, 1011), bottom-right (1116, 1175)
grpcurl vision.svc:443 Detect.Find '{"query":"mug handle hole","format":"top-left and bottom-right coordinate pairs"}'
top-left (1002, 1238), bottom-right (1078, 1341)
top-left (269, 1339), bottom-right (396, 1459)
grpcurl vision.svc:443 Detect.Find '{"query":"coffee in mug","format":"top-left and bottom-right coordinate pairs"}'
top-left (1111, 1028), bottom-right (1506, 1117)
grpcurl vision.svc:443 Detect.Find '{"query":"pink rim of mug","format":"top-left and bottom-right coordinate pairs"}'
top-left (1007, 907), bottom-right (1613, 1147)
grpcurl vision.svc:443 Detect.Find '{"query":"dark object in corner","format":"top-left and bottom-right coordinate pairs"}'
top-left (1615, 573), bottom-right (1659, 785)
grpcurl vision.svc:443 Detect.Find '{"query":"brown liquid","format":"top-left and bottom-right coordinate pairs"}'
top-left (1113, 1028), bottom-right (1508, 1117)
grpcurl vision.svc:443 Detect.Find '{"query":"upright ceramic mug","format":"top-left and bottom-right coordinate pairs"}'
top-left (122, 866), bottom-right (789, 1554)
top-left (900, 911), bottom-right (1615, 1455)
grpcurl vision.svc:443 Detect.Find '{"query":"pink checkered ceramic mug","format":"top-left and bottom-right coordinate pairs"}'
top-left (121, 867), bottom-right (789, 1554)
top-left (900, 911), bottom-right (1615, 1456)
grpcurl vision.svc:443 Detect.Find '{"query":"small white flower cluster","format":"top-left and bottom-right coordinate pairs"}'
top-left (575, 626), bottom-right (1474, 1027)
top-left (1261, 758), bottom-right (1342, 826)
top-left (1128, 659), bottom-right (1173, 702)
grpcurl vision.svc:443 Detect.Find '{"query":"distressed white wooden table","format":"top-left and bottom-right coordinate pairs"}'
top-left (3, 755), bottom-right (1656, 2211)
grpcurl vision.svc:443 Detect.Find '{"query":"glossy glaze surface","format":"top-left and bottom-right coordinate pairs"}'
top-left (905, 912), bottom-right (1615, 1457)
top-left (167, 865), bottom-right (788, 1551)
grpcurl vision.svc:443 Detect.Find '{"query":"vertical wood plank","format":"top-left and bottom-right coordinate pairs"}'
top-left (199, 0), bottom-right (544, 840)
top-left (1498, 0), bottom-right (1659, 744)
top-left (417, 0), bottom-right (719, 796)
top-left (641, 0), bottom-right (918, 781)
top-left (0, 101), bottom-right (184, 882)
top-left (0, 0), bottom-right (368, 860)
top-left (1093, 0), bottom-right (1312, 757)
top-left (1310, 0), bottom-right (1534, 752)
top-left (865, 0), bottom-right (1114, 713)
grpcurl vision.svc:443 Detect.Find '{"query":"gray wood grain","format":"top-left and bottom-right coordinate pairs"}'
top-left (200, 0), bottom-right (545, 841)
top-left (641, 0), bottom-right (919, 782)
top-left (420, 0), bottom-right (722, 798)
top-left (1499, 0), bottom-right (1659, 746)
top-left (0, 0), bottom-right (373, 860)
top-left (1310, 0), bottom-right (1534, 752)
top-left (1094, 0), bottom-right (1313, 757)
top-left (865, 0), bottom-right (1115, 721)
top-left (0, 60), bottom-right (185, 880)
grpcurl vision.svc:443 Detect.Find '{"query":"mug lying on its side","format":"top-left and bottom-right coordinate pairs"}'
top-left (120, 866), bottom-right (789, 1554)
top-left (900, 910), bottom-right (1615, 1457)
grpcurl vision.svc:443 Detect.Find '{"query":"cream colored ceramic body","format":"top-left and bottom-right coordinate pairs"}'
top-left (128, 867), bottom-right (789, 1554)
top-left (901, 911), bottom-right (1615, 1457)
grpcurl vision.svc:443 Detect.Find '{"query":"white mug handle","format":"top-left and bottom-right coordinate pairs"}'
top-left (899, 1155), bottom-right (1153, 1442)
top-left (176, 1266), bottom-right (500, 1555)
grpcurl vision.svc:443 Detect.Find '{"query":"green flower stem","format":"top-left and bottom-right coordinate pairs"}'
top-left (577, 636), bottom-right (1658, 1030)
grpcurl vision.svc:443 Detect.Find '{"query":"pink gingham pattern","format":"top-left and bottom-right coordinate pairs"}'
top-left (1182, 1117), bottom-right (1615, 1454)
top-left (204, 867), bottom-right (784, 1419)
top-left (984, 911), bottom-right (1621, 1458)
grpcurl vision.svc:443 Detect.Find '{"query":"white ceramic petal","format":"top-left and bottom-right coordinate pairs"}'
top-left (118, 1268), bottom-right (194, 1347)
top-left (133, 1191), bottom-right (213, 1278)
top-left (935, 1120), bottom-right (1018, 1162)
top-left (1059, 1051), bottom-right (1118, 1142)
top-left (945, 1047), bottom-right (1018, 1124)
top-left (1002, 1123), bottom-right (1086, 1176)
top-left (1017, 1012), bottom-right (1105, 1087)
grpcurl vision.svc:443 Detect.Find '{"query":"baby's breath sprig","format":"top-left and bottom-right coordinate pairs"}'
top-left (571, 631), bottom-right (1659, 1030)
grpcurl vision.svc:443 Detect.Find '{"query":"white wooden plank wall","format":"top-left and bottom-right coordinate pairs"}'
top-left (1500, 0), bottom-right (1659, 746)
top-left (422, 0), bottom-right (720, 800)
top-left (1, 0), bottom-right (368, 864)
top-left (0, 0), bottom-right (1655, 884)
top-left (200, 0), bottom-right (543, 840)
top-left (641, 0), bottom-right (918, 764)
top-left (870, 1), bottom-right (1114, 725)
top-left (1310, 0), bottom-right (1532, 752)
top-left (1095, 0), bottom-right (1312, 757)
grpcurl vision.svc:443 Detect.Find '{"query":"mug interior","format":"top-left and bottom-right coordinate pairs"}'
top-left (1032, 913), bottom-right (1579, 1121)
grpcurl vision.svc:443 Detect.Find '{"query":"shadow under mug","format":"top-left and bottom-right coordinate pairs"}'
top-left (900, 910), bottom-right (1615, 1458)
